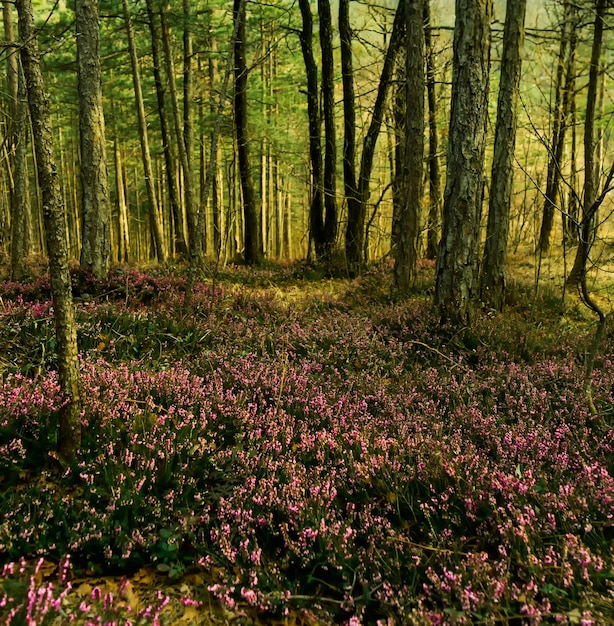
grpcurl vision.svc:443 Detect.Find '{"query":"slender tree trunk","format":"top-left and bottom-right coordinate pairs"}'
top-left (538, 0), bottom-right (577, 253)
top-left (233, 0), bottom-right (261, 264)
top-left (206, 21), bottom-right (223, 260)
top-left (480, 0), bottom-right (526, 310)
top-left (5, 1), bottom-right (30, 278)
top-left (114, 139), bottom-right (130, 262)
top-left (424, 0), bottom-right (441, 261)
top-left (567, 0), bottom-right (605, 286)
top-left (394, 0), bottom-right (424, 291)
top-left (390, 56), bottom-right (405, 255)
top-left (434, 0), bottom-right (492, 325)
top-left (318, 0), bottom-right (338, 260)
top-left (183, 0), bottom-right (193, 182)
top-left (297, 0), bottom-right (325, 261)
top-left (562, 22), bottom-right (579, 248)
top-left (160, 10), bottom-right (197, 255)
top-left (346, 0), bottom-right (405, 274)
top-left (77, 0), bottom-right (111, 279)
top-left (339, 0), bottom-right (359, 270)
top-left (122, 0), bottom-right (167, 262)
top-left (145, 0), bottom-right (187, 258)
top-left (17, 0), bottom-right (82, 463)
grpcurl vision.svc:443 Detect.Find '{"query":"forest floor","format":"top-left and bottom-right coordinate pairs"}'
top-left (1, 253), bottom-right (613, 625)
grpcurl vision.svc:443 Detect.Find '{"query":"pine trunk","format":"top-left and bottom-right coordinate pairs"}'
top-left (394, 0), bottom-right (424, 291)
top-left (77, 0), bottom-right (111, 279)
top-left (480, 0), bottom-right (526, 310)
top-left (17, 0), bottom-right (82, 463)
top-left (434, 0), bottom-right (492, 325)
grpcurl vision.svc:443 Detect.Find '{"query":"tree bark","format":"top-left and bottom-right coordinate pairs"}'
top-left (144, 0), bottom-right (187, 258)
top-left (297, 0), bottom-right (325, 262)
top-left (160, 9), bottom-right (197, 255)
top-left (346, 0), bottom-right (405, 274)
top-left (233, 0), bottom-right (262, 264)
top-left (183, 0), bottom-right (193, 186)
top-left (567, 0), bottom-right (605, 286)
top-left (537, 0), bottom-right (577, 253)
top-left (122, 0), bottom-right (167, 262)
top-left (17, 0), bottom-right (82, 463)
top-left (394, 0), bottom-right (424, 291)
top-left (77, 0), bottom-right (111, 279)
top-left (434, 0), bottom-right (492, 325)
top-left (5, 1), bottom-right (31, 279)
top-left (114, 139), bottom-right (130, 262)
top-left (424, 0), bottom-right (441, 261)
top-left (339, 0), bottom-right (358, 269)
top-left (318, 0), bottom-right (338, 260)
top-left (480, 0), bottom-right (527, 310)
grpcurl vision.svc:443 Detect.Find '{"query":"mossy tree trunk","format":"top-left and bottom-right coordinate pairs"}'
top-left (4, 0), bottom-right (31, 279)
top-left (17, 0), bottom-right (82, 463)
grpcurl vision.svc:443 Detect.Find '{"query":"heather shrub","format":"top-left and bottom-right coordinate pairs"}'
top-left (1, 263), bottom-right (613, 624)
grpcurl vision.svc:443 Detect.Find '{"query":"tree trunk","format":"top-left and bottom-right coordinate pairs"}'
top-left (122, 0), bottom-right (167, 262)
top-left (77, 0), bottom-right (111, 279)
top-left (318, 0), bottom-right (338, 260)
top-left (339, 0), bottom-right (358, 269)
top-left (394, 0), bottom-right (424, 291)
top-left (346, 0), bottom-right (405, 274)
top-left (434, 0), bottom-right (492, 325)
top-left (567, 0), bottom-right (605, 286)
top-left (390, 55), bottom-right (405, 255)
top-left (5, 1), bottom-right (31, 279)
top-left (480, 0), bottom-right (526, 310)
top-left (144, 0), bottom-right (187, 258)
top-left (160, 10), bottom-right (197, 255)
top-left (233, 0), bottom-right (262, 264)
top-left (17, 0), bottom-right (82, 463)
top-left (183, 0), bottom-right (193, 187)
top-left (207, 21), bottom-right (223, 261)
top-left (114, 139), bottom-right (130, 262)
top-left (297, 0), bottom-right (325, 262)
top-left (424, 0), bottom-right (441, 261)
top-left (537, 0), bottom-right (577, 253)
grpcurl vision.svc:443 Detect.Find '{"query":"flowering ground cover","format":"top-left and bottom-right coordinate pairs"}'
top-left (1, 261), bottom-right (613, 624)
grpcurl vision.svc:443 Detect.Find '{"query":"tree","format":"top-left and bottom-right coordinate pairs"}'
top-left (234, 0), bottom-right (262, 264)
top-left (394, 0), bottom-right (424, 290)
top-left (424, 0), bottom-right (441, 261)
top-left (144, 0), bottom-right (188, 257)
top-left (433, 0), bottom-right (492, 325)
top-left (567, 0), bottom-right (605, 286)
top-left (122, 0), bottom-right (167, 262)
top-left (345, 0), bottom-right (406, 274)
top-left (160, 9), bottom-right (196, 254)
top-left (77, 0), bottom-right (111, 278)
top-left (318, 0), bottom-right (338, 260)
top-left (4, 0), bottom-right (31, 279)
top-left (297, 0), bottom-right (325, 262)
top-left (537, 0), bottom-right (578, 253)
top-left (339, 0), bottom-right (357, 267)
top-left (480, 0), bottom-right (527, 310)
top-left (16, 0), bottom-right (82, 463)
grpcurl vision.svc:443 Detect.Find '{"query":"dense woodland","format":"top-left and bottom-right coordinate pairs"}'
top-left (1, 0), bottom-right (614, 624)
top-left (0, 0), bottom-right (612, 280)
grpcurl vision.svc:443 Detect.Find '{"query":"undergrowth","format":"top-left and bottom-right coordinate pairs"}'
top-left (1, 261), bottom-right (613, 625)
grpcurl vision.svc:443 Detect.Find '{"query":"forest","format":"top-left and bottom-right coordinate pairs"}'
top-left (1, 0), bottom-right (614, 623)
